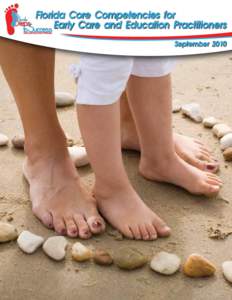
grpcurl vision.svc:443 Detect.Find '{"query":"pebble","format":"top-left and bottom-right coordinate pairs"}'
top-left (11, 135), bottom-right (25, 149)
top-left (0, 133), bottom-right (9, 146)
top-left (93, 249), bottom-right (113, 266)
top-left (68, 146), bottom-right (89, 167)
top-left (183, 254), bottom-right (216, 277)
top-left (17, 231), bottom-right (44, 254)
top-left (172, 103), bottom-right (182, 113)
top-left (213, 124), bottom-right (232, 139)
top-left (203, 117), bottom-right (220, 129)
top-left (72, 242), bottom-right (93, 262)
top-left (150, 252), bottom-right (181, 275)
top-left (0, 222), bottom-right (18, 242)
top-left (114, 247), bottom-right (148, 270)
top-left (43, 236), bottom-right (68, 261)
top-left (55, 92), bottom-right (75, 108)
top-left (220, 133), bottom-right (232, 151)
top-left (223, 148), bottom-right (232, 162)
top-left (182, 103), bottom-right (203, 123)
top-left (222, 261), bottom-right (232, 283)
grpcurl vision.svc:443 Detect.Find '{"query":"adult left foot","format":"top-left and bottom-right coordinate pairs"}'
top-left (121, 123), bottom-right (219, 173)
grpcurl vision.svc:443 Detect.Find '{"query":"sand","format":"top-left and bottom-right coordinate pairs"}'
top-left (0, 50), bottom-right (232, 300)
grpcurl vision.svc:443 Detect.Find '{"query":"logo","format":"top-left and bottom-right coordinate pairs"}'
top-left (5, 3), bottom-right (19, 35)
top-left (4, 3), bottom-right (52, 35)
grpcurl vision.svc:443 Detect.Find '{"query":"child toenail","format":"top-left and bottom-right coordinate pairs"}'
top-left (164, 226), bottom-right (171, 232)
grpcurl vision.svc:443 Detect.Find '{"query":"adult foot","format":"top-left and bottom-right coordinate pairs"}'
top-left (121, 122), bottom-right (219, 173)
top-left (23, 152), bottom-right (105, 239)
top-left (174, 133), bottom-right (219, 173)
top-left (94, 183), bottom-right (171, 241)
top-left (140, 153), bottom-right (222, 197)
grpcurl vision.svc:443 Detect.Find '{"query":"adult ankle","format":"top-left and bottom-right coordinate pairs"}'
top-left (24, 131), bottom-right (67, 163)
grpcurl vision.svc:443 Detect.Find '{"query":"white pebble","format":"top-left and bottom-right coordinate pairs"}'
top-left (0, 133), bottom-right (9, 146)
top-left (220, 133), bottom-right (232, 151)
top-left (0, 222), bottom-right (18, 242)
top-left (11, 135), bottom-right (25, 149)
top-left (68, 146), bottom-right (89, 167)
top-left (182, 103), bottom-right (203, 123)
top-left (172, 102), bottom-right (182, 113)
top-left (150, 251), bottom-right (181, 275)
top-left (43, 236), bottom-right (68, 261)
top-left (55, 92), bottom-right (75, 107)
top-left (213, 124), bottom-right (232, 139)
top-left (222, 261), bottom-right (232, 283)
top-left (203, 117), bottom-right (220, 129)
top-left (17, 231), bottom-right (44, 254)
top-left (72, 242), bottom-right (92, 262)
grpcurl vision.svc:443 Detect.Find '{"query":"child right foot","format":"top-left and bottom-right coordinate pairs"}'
top-left (94, 184), bottom-right (171, 241)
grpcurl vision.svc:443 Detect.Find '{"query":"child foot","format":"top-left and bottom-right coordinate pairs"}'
top-left (140, 154), bottom-right (222, 197)
top-left (5, 4), bottom-right (19, 35)
top-left (23, 154), bottom-right (105, 239)
top-left (121, 123), bottom-right (219, 173)
top-left (94, 184), bottom-right (171, 240)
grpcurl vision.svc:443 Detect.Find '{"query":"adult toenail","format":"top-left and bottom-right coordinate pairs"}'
top-left (93, 221), bottom-right (101, 228)
top-left (207, 165), bottom-right (215, 170)
top-left (71, 229), bottom-right (77, 235)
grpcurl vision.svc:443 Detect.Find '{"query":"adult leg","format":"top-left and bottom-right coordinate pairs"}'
top-left (0, 39), bottom-right (105, 238)
top-left (120, 90), bottom-right (219, 173)
top-left (126, 74), bottom-right (222, 197)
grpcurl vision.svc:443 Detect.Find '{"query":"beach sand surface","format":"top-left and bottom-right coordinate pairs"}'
top-left (0, 50), bottom-right (232, 300)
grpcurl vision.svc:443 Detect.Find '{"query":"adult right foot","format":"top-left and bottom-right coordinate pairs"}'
top-left (140, 153), bottom-right (222, 197)
top-left (23, 152), bottom-right (105, 239)
top-left (94, 183), bottom-right (171, 241)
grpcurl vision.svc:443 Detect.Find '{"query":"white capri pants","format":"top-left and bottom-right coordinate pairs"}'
top-left (70, 54), bottom-right (176, 105)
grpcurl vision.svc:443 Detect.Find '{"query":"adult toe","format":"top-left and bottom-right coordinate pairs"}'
top-left (64, 217), bottom-right (79, 238)
top-left (32, 206), bottom-right (53, 229)
top-left (52, 215), bottom-right (67, 235)
top-left (74, 214), bottom-right (91, 239)
top-left (86, 215), bottom-right (106, 235)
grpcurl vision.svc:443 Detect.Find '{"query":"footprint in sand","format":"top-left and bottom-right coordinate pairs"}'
top-left (5, 3), bottom-right (19, 35)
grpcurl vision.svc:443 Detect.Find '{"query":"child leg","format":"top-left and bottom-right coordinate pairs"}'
top-left (0, 39), bottom-right (105, 238)
top-left (126, 67), bottom-right (222, 197)
top-left (76, 55), bottom-right (170, 240)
